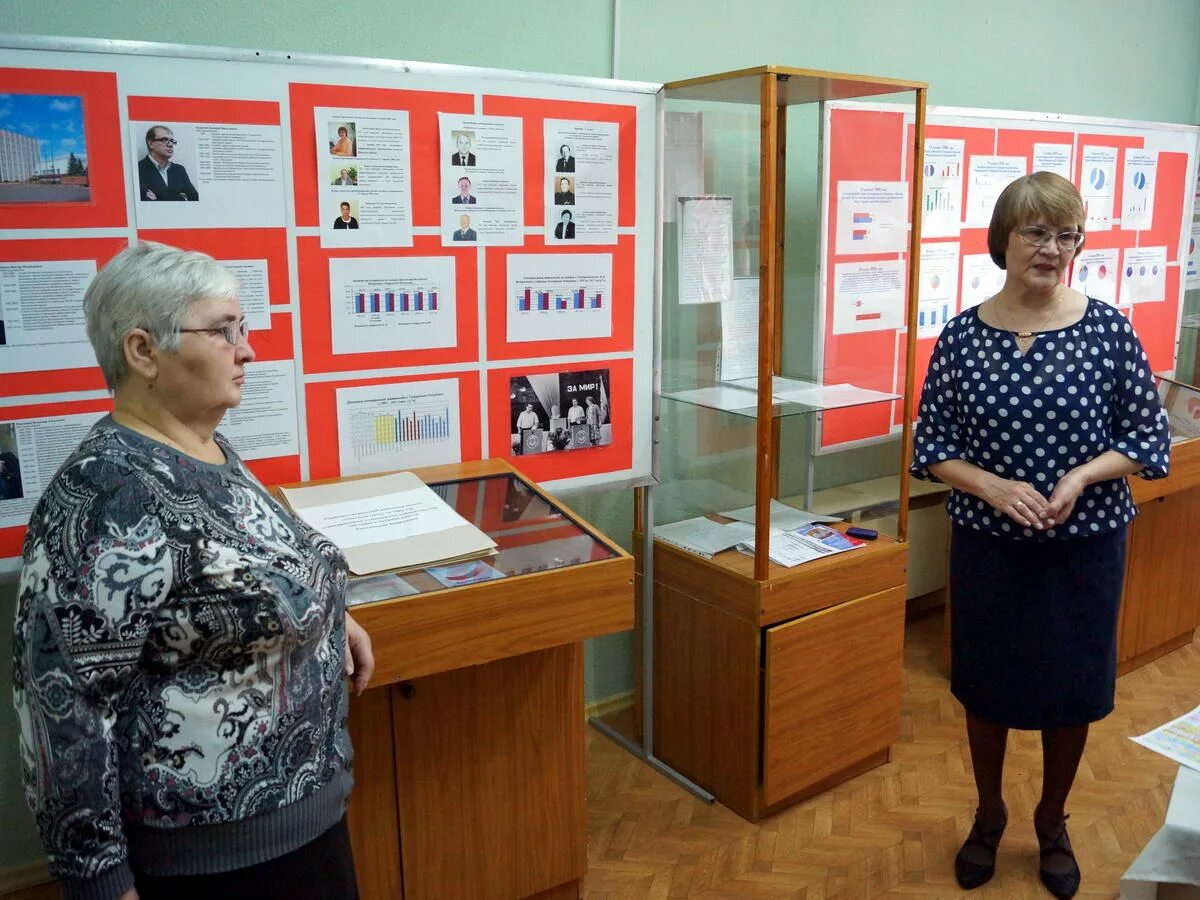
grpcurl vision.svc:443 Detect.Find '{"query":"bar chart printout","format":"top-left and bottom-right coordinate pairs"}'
top-left (920, 138), bottom-right (964, 238)
top-left (329, 256), bottom-right (457, 354)
top-left (506, 252), bottom-right (613, 343)
top-left (335, 377), bottom-right (463, 476)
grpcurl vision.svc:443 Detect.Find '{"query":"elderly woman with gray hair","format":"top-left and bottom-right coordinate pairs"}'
top-left (13, 242), bottom-right (373, 900)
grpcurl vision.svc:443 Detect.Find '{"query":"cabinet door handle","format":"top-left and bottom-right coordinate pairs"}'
top-left (399, 682), bottom-right (416, 700)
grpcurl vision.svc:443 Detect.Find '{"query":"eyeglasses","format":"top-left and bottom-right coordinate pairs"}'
top-left (151, 136), bottom-right (178, 145)
top-left (1015, 225), bottom-right (1084, 251)
top-left (179, 319), bottom-right (250, 345)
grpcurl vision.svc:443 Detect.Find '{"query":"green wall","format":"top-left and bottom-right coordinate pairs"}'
top-left (2, 0), bottom-right (1200, 875)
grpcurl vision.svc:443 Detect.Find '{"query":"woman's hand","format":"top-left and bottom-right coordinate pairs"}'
top-left (118, 888), bottom-right (139, 900)
top-left (1044, 470), bottom-right (1087, 526)
top-left (977, 474), bottom-right (1051, 529)
top-left (344, 613), bottom-right (375, 696)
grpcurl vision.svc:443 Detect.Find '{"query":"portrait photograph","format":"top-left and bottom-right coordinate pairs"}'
top-left (329, 164), bottom-right (358, 186)
top-left (328, 121), bottom-right (357, 157)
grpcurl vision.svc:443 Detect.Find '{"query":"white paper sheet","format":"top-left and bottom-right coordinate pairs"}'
top-left (317, 107), bottom-right (413, 248)
top-left (917, 242), bottom-right (960, 338)
top-left (835, 181), bottom-right (908, 254)
top-left (543, 118), bottom-right (618, 245)
top-left (660, 385), bottom-right (758, 413)
top-left (663, 111), bottom-right (703, 224)
top-left (718, 498), bottom-right (839, 529)
top-left (1187, 222), bottom-right (1200, 288)
top-left (221, 259), bottom-right (271, 331)
top-left (218, 360), bottom-right (300, 460)
top-left (440, 113), bottom-right (524, 246)
top-left (505, 253), bottom-right (613, 343)
top-left (677, 195), bottom-right (733, 305)
top-left (1120, 247), bottom-right (1168, 304)
top-left (0, 409), bottom-right (107, 527)
top-left (1122, 151), bottom-right (1158, 231)
top-left (1070, 248), bottom-right (1120, 306)
top-left (1033, 143), bottom-right (1073, 180)
top-left (921, 139), bottom-right (964, 238)
top-left (346, 572), bottom-right (419, 606)
top-left (1080, 146), bottom-right (1118, 231)
top-left (832, 259), bottom-right (905, 334)
top-left (1132, 704), bottom-right (1200, 771)
top-left (960, 253), bottom-right (1006, 310)
top-left (297, 485), bottom-right (472, 548)
top-left (328, 256), bottom-right (456, 355)
top-left (653, 517), bottom-right (755, 558)
top-left (965, 156), bottom-right (1026, 227)
top-left (335, 378), bottom-right (462, 477)
top-left (0, 259), bottom-right (98, 374)
top-left (131, 119), bottom-right (286, 228)
top-left (719, 277), bottom-right (759, 382)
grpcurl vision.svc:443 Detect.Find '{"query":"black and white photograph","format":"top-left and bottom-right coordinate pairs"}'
top-left (0, 423), bottom-right (24, 501)
top-left (509, 369), bottom-right (611, 456)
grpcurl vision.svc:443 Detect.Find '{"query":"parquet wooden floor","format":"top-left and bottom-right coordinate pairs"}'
top-left (583, 611), bottom-right (1200, 899)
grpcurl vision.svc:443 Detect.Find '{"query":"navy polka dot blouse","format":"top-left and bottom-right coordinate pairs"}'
top-left (911, 297), bottom-right (1170, 540)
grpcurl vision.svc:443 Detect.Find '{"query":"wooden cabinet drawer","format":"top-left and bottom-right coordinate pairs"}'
top-left (762, 586), bottom-right (905, 807)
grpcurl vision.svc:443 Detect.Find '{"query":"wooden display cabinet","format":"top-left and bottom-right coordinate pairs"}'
top-left (643, 66), bottom-right (928, 821)
top-left (282, 459), bottom-right (634, 899)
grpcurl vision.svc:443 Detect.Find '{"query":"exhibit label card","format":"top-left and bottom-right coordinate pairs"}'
top-left (1069, 248), bottom-right (1120, 306)
top-left (1033, 143), bottom-right (1073, 180)
top-left (965, 156), bottom-right (1026, 227)
top-left (543, 118), bottom-right (618, 245)
top-left (328, 256), bottom-right (457, 355)
top-left (0, 259), bottom-right (99, 374)
top-left (335, 378), bottom-right (463, 476)
top-left (316, 107), bottom-right (413, 248)
top-left (831, 259), bottom-right (905, 334)
top-left (439, 113), bottom-right (524, 246)
top-left (506, 253), bottom-right (613, 343)
top-left (835, 181), bottom-right (908, 254)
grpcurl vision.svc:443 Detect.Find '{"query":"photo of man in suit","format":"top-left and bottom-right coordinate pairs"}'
top-left (451, 176), bottom-right (477, 204)
top-left (333, 201), bottom-right (359, 229)
top-left (554, 176), bottom-right (575, 206)
top-left (453, 213), bottom-right (477, 242)
top-left (555, 144), bottom-right (575, 173)
top-left (138, 126), bottom-right (199, 201)
top-left (333, 168), bottom-right (355, 186)
top-left (450, 133), bottom-right (476, 167)
top-left (554, 209), bottom-right (575, 240)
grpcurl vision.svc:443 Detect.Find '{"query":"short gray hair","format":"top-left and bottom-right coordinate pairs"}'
top-left (84, 242), bottom-right (239, 389)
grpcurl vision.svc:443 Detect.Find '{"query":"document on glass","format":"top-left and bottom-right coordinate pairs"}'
top-left (660, 384), bottom-right (759, 414)
top-left (677, 195), bottom-right (733, 305)
top-left (279, 471), bottom-right (496, 575)
top-left (718, 498), bottom-right (840, 529)
top-left (1131, 703), bottom-right (1200, 771)
top-left (654, 517), bottom-right (755, 559)
top-left (736, 529), bottom-right (827, 568)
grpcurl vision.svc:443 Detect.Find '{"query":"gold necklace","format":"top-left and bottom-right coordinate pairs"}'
top-left (996, 292), bottom-right (1062, 353)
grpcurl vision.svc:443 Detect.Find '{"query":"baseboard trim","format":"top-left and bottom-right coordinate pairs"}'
top-left (585, 690), bottom-right (634, 721)
top-left (0, 860), bottom-right (51, 895)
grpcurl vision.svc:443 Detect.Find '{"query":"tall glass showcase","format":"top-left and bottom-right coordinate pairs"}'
top-left (643, 67), bottom-right (928, 821)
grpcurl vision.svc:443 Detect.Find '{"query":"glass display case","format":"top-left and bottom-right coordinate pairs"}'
top-left (643, 66), bottom-right (928, 821)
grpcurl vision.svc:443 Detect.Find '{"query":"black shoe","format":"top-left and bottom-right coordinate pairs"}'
top-left (1034, 815), bottom-right (1080, 900)
top-left (954, 806), bottom-right (1008, 890)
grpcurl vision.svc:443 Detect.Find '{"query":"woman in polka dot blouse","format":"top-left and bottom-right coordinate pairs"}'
top-left (911, 172), bottom-right (1170, 899)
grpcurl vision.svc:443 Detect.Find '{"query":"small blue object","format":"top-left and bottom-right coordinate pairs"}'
top-left (846, 526), bottom-right (878, 540)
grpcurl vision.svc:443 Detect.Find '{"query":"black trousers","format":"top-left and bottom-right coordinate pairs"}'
top-left (135, 817), bottom-right (358, 900)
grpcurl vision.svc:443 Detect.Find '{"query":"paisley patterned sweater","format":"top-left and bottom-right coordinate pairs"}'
top-left (13, 418), bottom-right (353, 900)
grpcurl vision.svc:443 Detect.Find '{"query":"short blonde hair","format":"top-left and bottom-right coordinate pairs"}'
top-left (987, 172), bottom-right (1085, 268)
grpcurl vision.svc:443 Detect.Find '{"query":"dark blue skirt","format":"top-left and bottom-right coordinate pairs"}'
top-left (949, 523), bottom-right (1127, 730)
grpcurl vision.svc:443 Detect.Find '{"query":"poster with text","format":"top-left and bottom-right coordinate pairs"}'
top-left (921, 139), bottom-right (964, 238)
top-left (1080, 146), bottom-right (1117, 231)
top-left (130, 113), bottom-right (286, 228)
top-left (509, 368), bottom-right (611, 457)
top-left (1033, 143), bottom-right (1073, 180)
top-left (0, 410), bottom-right (107, 528)
top-left (0, 260), bottom-right (98, 374)
top-left (835, 181), bottom-right (908, 254)
top-left (335, 378), bottom-right (463, 476)
top-left (218, 360), bottom-right (300, 461)
top-left (439, 113), bottom-right (524, 246)
top-left (221, 259), bottom-right (272, 331)
top-left (328, 256), bottom-right (456, 355)
top-left (1121, 151), bottom-right (1158, 231)
top-left (965, 156), bottom-right (1026, 227)
top-left (1119, 247), bottom-right (1167, 305)
top-left (831, 259), bottom-right (905, 334)
top-left (960, 254), bottom-right (1006, 310)
top-left (677, 196), bottom-right (732, 304)
top-left (544, 119), bottom-right (618, 245)
top-left (316, 107), bottom-right (413, 248)
top-left (506, 253), bottom-right (613, 344)
top-left (1070, 248), bottom-right (1120, 306)
top-left (917, 242), bottom-right (960, 338)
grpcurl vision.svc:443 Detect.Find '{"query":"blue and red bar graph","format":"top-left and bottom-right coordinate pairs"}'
top-left (354, 291), bottom-right (440, 314)
top-left (516, 287), bottom-right (603, 311)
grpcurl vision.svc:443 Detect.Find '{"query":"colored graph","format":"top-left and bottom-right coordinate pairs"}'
top-left (348, 400), bottom-right (454, 463)
top-left (924, 187), bottom-right (956, 212)
top-left (1089, 167), bottom-right (1106, 190)
top-left (354, 290), bottom-right (439, 314)
top-left (1132, 171), bottom-right (1147, 190)
top-left (918, 303), bottom-right (951, 329)
top-left (514, 287), bottom-right (603, 312)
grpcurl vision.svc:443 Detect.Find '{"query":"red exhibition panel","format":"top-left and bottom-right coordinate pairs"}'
top-left (0, 68), bottom-right (127, 228)
top-left (139, 228), bottom-right (291, 304)
top-left (484, 234), bottom-right (635, 360)
top-left (481, 95), bottom-right (637, 228)
top-left (1137, 151), bottom-right (1189, 257)
top-left (487, 357), bottom-right (632, 483)
top-left (127, 96), bottom-right (280, 125)
top-left (0, 396), bottom-right (113, 558)
top-left (0, 237), bottom-right (127, 397)
top-left (1130, 266), bottom-right (1181, 373)
top-left (288, 82), bottom-right (473, 228)
top-left (248, 309), bottom-right (294, 362)
top-left (303, 370), bottom-right (483, 480)
top-left (295, 236), bottom-right (479, 373)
